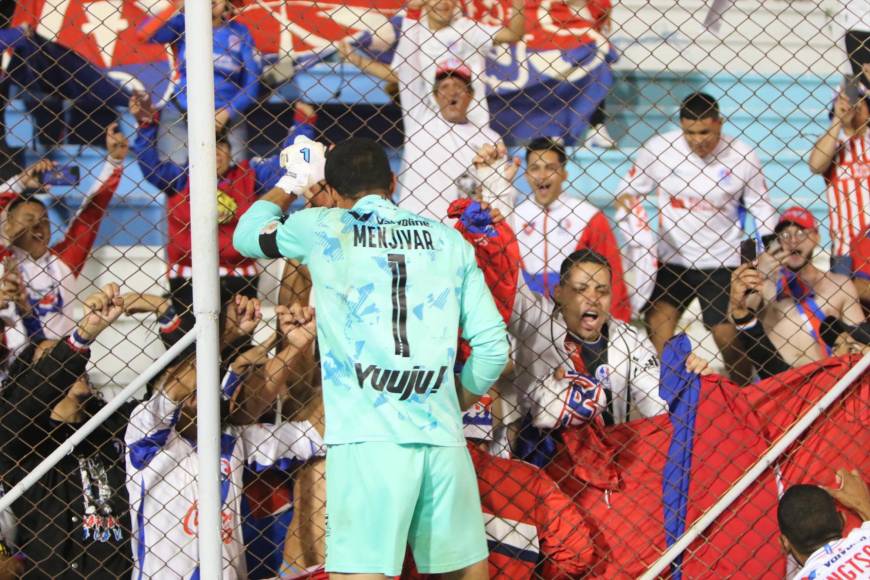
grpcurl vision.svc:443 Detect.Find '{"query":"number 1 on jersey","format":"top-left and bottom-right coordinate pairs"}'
top-left (388, 254), bottom-right (410, 358)
top-left (301, 147), bottom-right (310, 163)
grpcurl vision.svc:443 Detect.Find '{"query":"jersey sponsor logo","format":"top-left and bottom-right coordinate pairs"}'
top-left (181, 459), bottom-right (235, 543)
top-left (352, 225), bottom-right (435, 250)
top-left (667, 194), bottom-right (718, 213)
top-left (815, 540), bottom-right (870, 577)
top-left (354, 363), bottom-right (448, 401)
top-left (182, 503), bottom-right (235, 544)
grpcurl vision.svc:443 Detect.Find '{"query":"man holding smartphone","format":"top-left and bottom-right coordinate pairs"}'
top-left (728, 207), bottom-right (864, 377)
top-left (808, 74), bottom-right (870, 275)
top-left (0, 124), bottom-right (126, 349)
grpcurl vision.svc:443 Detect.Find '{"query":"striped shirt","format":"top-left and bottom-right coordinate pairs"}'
top-left (824, 130), bottom-right (870, 256)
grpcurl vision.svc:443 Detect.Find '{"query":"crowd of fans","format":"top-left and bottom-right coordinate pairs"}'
top-left (0, 0), bottom-right (864, 578)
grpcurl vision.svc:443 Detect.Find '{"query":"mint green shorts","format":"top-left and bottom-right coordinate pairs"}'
top-left (324, 442), bottom-right (488, 576)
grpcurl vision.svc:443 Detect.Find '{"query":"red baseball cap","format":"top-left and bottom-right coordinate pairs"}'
top-left (435, 59), bottom-right (473, 85)
top-left (775, 206), bottom-right (817, 232)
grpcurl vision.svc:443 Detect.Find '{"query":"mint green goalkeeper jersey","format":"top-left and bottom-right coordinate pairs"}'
top-left (234, 196), bottom-right (509, 446)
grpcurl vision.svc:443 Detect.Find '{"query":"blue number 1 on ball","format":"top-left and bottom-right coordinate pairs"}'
top-left (301, 147), bottom-right (310, 163)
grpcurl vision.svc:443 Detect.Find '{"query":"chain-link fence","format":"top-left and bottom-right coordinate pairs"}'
top-left (0, 0), bottom-right (866, 578)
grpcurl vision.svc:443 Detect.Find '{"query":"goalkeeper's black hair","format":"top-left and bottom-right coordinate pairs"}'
top-left (324, 138), bottom-right (392, 199)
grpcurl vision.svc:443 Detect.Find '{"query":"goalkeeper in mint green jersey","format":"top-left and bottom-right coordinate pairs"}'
top-left (234, 137), bottom-right (508, 579)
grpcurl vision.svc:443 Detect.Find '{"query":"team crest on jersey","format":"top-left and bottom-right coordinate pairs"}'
top-left (561, 371), bottom-right (605, 426)
top-left (717, 168), bottom-right (732, 184)
top-left (522, 222), bottom-right (535, 235)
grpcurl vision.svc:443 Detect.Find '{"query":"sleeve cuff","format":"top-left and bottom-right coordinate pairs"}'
top-left (158, 310), bottom-right (182, 334)
top-left (67, 330), bottom-right (93, 352)
top-left (221, 370), bottom-right (244, 401)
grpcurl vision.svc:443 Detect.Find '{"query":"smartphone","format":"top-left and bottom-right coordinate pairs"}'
top-left (843, 74), bottom-right (864, 105)
top-left (740, 233), bottom-right (777, 264)
top-left (40, 165), bottom-right (80, 187)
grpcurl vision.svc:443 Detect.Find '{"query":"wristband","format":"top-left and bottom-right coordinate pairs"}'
top-left (221, 370), bottom-right (243, 401)
top-left (67, 330), bottom-right (93, 352)
top-left (731, 311), bottom-right (758, 330)
top-left (158, 306), bottom-right (182, 334)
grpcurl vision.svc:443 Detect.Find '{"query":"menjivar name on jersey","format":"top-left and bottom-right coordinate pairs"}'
top-left (350, 212), bottom-right (435, 251)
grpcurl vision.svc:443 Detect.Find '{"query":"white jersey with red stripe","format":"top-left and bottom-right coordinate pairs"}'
top-left (512, 196), bottom-right (600, 294)
top-left (125, 392), bottom-right (323, 580)
top-left (510, 195), bottom-right (632, 321)
top-left (824, 130), bottom-right (870, 256)
top-left (616, 130), bottom-right (777, 269)
top-left (791, 521), bottom-right (870, 580)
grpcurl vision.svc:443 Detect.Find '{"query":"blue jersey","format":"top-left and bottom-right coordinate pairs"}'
top-left (234, 196), bottom-right (509, 445)
top-left (144, 15), bottom-right (261, 119)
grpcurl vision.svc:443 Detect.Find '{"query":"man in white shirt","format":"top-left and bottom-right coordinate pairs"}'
top-left (394, 61), bottom-right (503, 220)
top-left (335, 53), bottom-right (502, 222)
top-left (337, 0), bottom-right (521, 221)
top-left (778, 468), bottom-right (870, 580)
top-left (511, 137), bottom-right (631, 321)
top-left (615, 92), bottom-right (778, 384)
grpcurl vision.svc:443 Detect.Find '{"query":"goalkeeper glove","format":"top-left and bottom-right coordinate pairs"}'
top-left (276, 135), bottom-right (327, 196)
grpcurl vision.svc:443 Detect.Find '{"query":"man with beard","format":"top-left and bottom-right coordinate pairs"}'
top-left (729, 207), bottom-right (864, 376)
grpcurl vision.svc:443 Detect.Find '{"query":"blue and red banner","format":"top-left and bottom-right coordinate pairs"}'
top-left (12, 0), bottom-right (613, 143)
